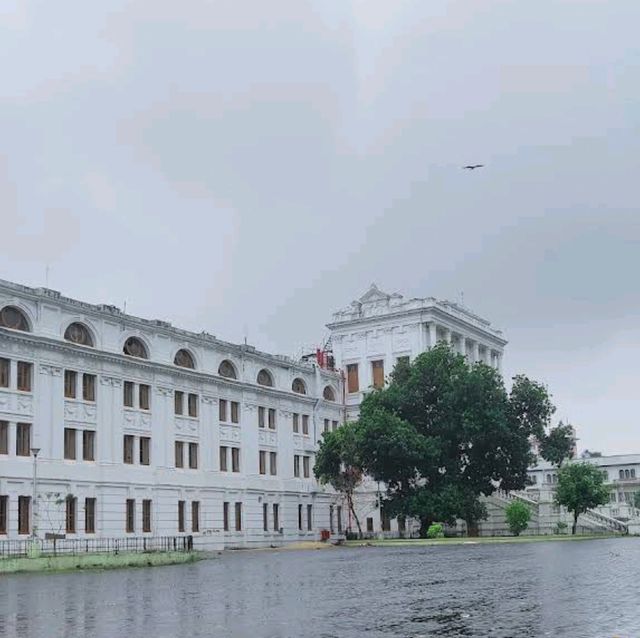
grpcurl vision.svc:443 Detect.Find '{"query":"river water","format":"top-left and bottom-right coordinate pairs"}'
top-left (1, 538), bottom-right (638, 638)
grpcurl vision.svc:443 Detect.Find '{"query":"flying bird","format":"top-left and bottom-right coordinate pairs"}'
top-left (463, 164), bottom-right (484, 170)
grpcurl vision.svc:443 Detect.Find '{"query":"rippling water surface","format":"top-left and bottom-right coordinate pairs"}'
top-left (1, 538), bottom-right (638, 638)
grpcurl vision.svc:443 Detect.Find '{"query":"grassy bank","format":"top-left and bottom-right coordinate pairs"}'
top-left (0, 550), bottom-right (200, 575)
top-left (344, 534), bottom-right (628, 548)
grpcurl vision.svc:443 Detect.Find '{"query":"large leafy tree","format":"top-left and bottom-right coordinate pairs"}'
top-left (346, 343), bottom-right (556, 535)
top-left (555, 462), bottom-right (609, 534)
top-left (539, 421), bottom-right (575, 467)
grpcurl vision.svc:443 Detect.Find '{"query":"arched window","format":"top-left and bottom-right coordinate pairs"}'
top-left (174, 349), bottom-right (195, 369)
top-left (552, 474), bottom-right (557, 484)
top-left (624, 469), bottom-right (630, 479)
top-left (323, 386), bottom-right (336, 402)
top-left (631, 469), bottom-right (636, 479)
top-left (546, 474), bottom-right (551, 484)
top-left (0, 306), bottom-right (30, 332)
top-left (292, 378), bottom-right (306, 395)
top-left (218, 360), bottom-right (237, 379)
top-left (123, 337), bottom-right (148, 359)
top-left (257, 369), bottom-right (274, 387)
top-left (619, 470), bottom-right (624, 480)
top-left (64, 322), bottom-right (94, 347)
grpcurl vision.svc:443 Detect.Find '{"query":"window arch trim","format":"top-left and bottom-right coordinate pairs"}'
top-left (0, 305), bottom-right (31, 332)
top-left (257, 368), bottom-right (274, 387)
top-left (63, 321), bottom-right (95, 347)
top-left (174, 348), bottom-right (196, 369)
top-left (218, 359), bottom-right (238, 380)
top-left (291, 377), bottom-right (307, 395)
top-left (122, 335), bottom-right (149, 359)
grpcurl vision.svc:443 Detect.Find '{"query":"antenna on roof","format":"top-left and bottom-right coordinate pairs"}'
top-left (460, 291), bottom-right (465, 306)
top-left (45, 264), bottom-right (50, 288)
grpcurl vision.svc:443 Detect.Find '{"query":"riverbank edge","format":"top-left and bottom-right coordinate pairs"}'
top-left (0, 550), bottom-right (200, 575)
top-left (343, 534), bottom-right (631, 548)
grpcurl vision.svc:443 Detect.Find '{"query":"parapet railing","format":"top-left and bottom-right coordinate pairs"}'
top-left (0, 535), bottom-right (194, 559)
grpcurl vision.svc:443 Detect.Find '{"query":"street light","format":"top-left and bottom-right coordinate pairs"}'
top-left (31, 447), bottom-right (40, 539)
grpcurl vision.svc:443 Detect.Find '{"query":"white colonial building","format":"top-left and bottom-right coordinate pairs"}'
top-left (0, 279), bottom-right (345, 548)
top-left (325, 284), bottom-right (507, 535)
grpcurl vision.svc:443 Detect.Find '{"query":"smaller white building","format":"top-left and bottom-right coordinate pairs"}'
top-left (527, 454), bottom-right (640, 522)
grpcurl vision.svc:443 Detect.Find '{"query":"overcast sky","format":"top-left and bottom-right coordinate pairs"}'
top-left (1, 1), bottom-right (638, 454)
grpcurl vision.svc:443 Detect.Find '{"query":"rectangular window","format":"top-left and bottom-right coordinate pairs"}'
top-left (372, 360), bottom-right (384, 389)
top-left (139, 436), bottom-right (150, 465)
top-left (263, 502), bottom-right (268, 532)
top-left (83, 430), bottom-right (95, 461)
top-left (18, 496), bottom-right (30, 535)
top-left (223, 502), bottom-right (229, 531)
top-left (139, 384), bottom-right (150, 410)
top-left (303, 456), bottom-right (310, 478)
top-left (269, 451), bottom-right (277, 476)
top-left (178, 500), bottom-right (185, 532)
top-left (64, 428), bottom-right (76, 460)
top-left (83, 374), bottom-right (96, 402)
top-left (332, 420), bottom-right (338, 432)
top-left (17, 362), bottom-right (32, 392)
top-left (258, 406), bottom-right (265, 428)
top-left (329, 505), bottom-right (334, 534)
top-left (85, 498), bottom-right (96, 534)
top-left (307, 504), bottom-right (313, 531)
top-left (0, 495), bottom-right (8, 534)
top-left (347, 363), bottom-right (359, 393)
top-left (0, 421), bottom-right (8, 455)
top-left (123, 381), bottom-right (134, 407)
top-left (234, 502), bottom-right (242, 531)
top-left (273, 504), bottom-right (279, 531)
top-left (294, 455), bottom-right (300, 478)
top-left (230, 401), bottom-right (239, 423)
top-left (0, 358), bottom-right (9, 388)
top-left (232, 447), bottom-right (240, 473)
top-left (259, 450), bottom-right (266, 475)
top-left (64, 370), bottom-right (77, 399)
top-left (192, 501), bottom-right (200, 533)
top-left (268, 408), bottom-right (276, 430)
top-left (292, 413), bottom-right (299, 433)
top-left (126, 499), bottom-right (135, 533)
top-left (302, 415), bottom-right (309, 436)
top-left (142, 500), bottom-right (152, 533)
top-left (175, 391), bottom-right (184, 415)
top-left (218, 399), bottom-right (227, 421)
top-left (66, 496), bottom-right (77, 534)
top-left (337, 506), bottom-right (342, 533)
top-left (188, 394), bottom-right (198, 418)
top-left (175, 441), bottom-right (184, 468)
top-left (298, 504), bottom-right (303, 531)
top-left (366, 517), bottom-right (374, 532)
top-left (16, 423), bottom-right (31, 457)
top-left (188, 442), bottom-right (198, 469)
top-left (381, 509), bottom-right (391, 532)
top-left (123, 435), bottom-right (134, 464)
top-left (323, 418), bottom-right (329, 434)
top-left (219, 446), bottom-right (228, 471)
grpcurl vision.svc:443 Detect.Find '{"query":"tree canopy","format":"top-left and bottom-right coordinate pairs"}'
top-left (316, 343), bottom-right (559, 536)
top-left (539, 421), bottom-right (575, 467)
top-left (554, 462), bottom-right (609, 534)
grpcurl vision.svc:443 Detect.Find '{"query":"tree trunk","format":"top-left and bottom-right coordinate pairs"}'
top-left (347, 492), bottom-right (363, 539)
top-left (572, 511), bottom-right (578, 535)
top-left (419, 517), bottom-right (432, 538)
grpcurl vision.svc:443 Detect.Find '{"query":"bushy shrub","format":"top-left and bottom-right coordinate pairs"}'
top-left (555, 521), bottom-right (568, 535)
top-left (505, 501), bottom-right (531, 536)
top-left (426, 523), bottom-right (444, 538)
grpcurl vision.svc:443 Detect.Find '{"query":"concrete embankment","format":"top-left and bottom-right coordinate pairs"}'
top-left (0, 551), bottom-right (199, 575)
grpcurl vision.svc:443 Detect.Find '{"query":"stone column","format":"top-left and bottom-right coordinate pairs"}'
top-left (429, 323), bottom-right (437, 348)
top-left (495, 352), bottom-right (502, 373)
top-left (459, 336), bottom-right (467, 358)
top-left (444, 328), bottom-right (452, 344)
top-left (472, 342), bottom-right (479, 363)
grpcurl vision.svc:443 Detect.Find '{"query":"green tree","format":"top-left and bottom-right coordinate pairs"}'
top-left (347, 344), bottom-right (555, 536)
top-left (313, 422), bottom-right (365, 538)
top-left (505, 500), bottom-right (531, 536)
top-left (633, 491), bottom-right (640, 509)
top-left (555, 463), bottom-right (609, 534)
top-left (539, 421), bottom-right (575, 467)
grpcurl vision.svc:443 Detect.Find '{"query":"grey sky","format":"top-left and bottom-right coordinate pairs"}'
top-left (1, 1), bottom-right (639, 454)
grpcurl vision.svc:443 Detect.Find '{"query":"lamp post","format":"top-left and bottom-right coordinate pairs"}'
top-left (31, 447), bottom-right (40, 539)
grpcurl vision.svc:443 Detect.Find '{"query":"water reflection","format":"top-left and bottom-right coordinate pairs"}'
top-left (0, 538), bottom-right (638, 638)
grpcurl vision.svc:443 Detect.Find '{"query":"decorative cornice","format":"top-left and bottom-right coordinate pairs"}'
top-left (39, 363), bottom-right (62, 376)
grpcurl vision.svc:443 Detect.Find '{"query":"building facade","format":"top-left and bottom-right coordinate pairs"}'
top-left (0, 280), bottom-right (344, 548)
top-left (326, 284), bottom-right (508, 535)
